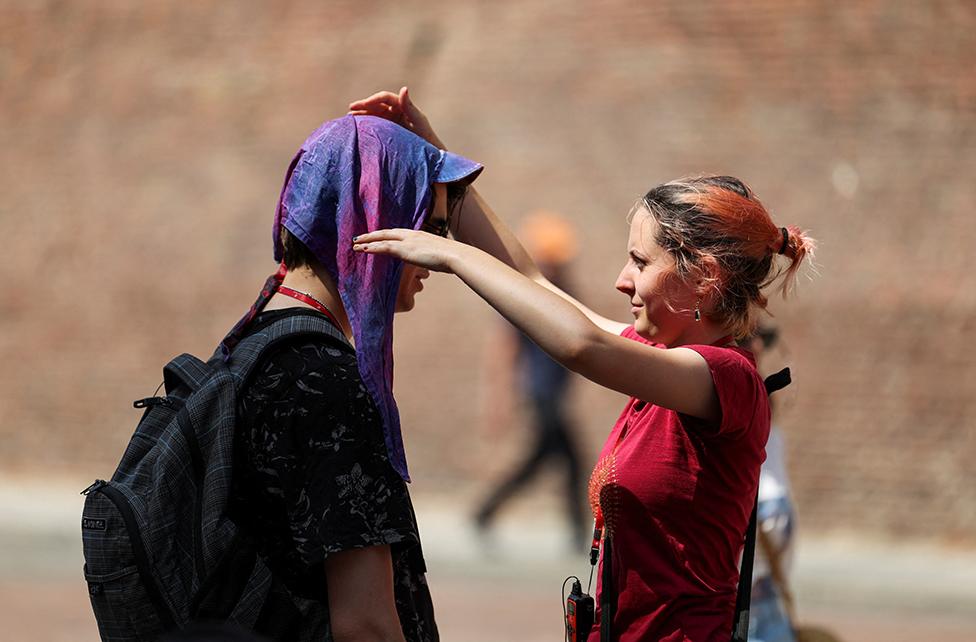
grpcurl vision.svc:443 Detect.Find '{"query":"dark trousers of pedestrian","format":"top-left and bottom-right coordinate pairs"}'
top-left (475, 393), bottom-right (586, 548)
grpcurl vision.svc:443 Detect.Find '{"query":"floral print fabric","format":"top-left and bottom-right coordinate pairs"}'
top-left (229, 309), bottom-right (438, 641)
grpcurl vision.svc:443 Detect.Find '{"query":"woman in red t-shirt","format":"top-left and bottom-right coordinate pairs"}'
top-left (349, 88), bottom-right (815, 642)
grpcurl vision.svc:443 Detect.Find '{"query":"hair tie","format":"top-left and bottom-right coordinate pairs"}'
top-left (778, 227), bottom-right (789, 255)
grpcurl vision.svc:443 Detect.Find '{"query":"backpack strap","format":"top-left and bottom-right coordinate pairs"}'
top-left (164, 353), bottom-right (214, 394)
top-left (182, 311), bottom-right (351, 614)
top-left (219, 311), bottom-right (353, 390)
top-left (256, 311), bottom-right (352, 350)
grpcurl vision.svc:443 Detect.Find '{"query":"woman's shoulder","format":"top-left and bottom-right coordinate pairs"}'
top-left (683, 343), bottom-right (768, 439)
top-left (686, 343), bottom-right (759, 377)
top-left (620, 325), bottom-right (760, 378)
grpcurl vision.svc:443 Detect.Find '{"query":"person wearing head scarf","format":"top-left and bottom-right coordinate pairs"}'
top-left (224, 114), bottom-right (481, 642)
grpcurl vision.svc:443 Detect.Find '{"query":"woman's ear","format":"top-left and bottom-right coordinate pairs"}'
top-left (693, 255), bottom-right (723, 309)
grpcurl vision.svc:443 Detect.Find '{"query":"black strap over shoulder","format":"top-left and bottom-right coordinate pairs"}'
top-left (731, 497), bottom-right (758, 642)
top-left (763, 367), bottom-right (791, 395)
top-left (730, 367), bottom-right (793, 642)
top-left (239, 308), bottom-right (350, 351)
top-left (164, 353), bottom-right (213, 395)
top-left (218, 308), bottom-right (353, 392)
top-left (600, 536), bottom-right (615, 642)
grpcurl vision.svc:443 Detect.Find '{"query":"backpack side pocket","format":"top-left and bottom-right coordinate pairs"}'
top-left (82, 483), bottom-right (174, 641)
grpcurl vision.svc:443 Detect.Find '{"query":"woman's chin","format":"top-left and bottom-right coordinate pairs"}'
top-left (633, 319), bottom-right (660, 342)
top-left (394, 292), bottom-right (418, 313)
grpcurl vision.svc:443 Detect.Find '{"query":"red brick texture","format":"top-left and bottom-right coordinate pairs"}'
top-left (1, 1), bottom-right (973, 541)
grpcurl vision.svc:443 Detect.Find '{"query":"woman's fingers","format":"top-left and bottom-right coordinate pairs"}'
top-left (353, 229), bottom-right (409, 243)
top-left (348, 97), bottom-right (409, 127)
top-left (351, 228), bottom-right (455, 273)
top-left (352, 236), bottom-right (412, 263)
top-left (348, 91), bottom-right (400, 110)
top-left (352, 229), bottom-right (417, 255)
top-left (352, 240), bottom-right (393, 255)
top-left (349, 87), bottom-right (443, 146)
top-left (399, 87), bottom-right (424, 121)
top-left (399, 86), bottom-right (413, 109)
top-left (348, 103), bottom-right (400, 117)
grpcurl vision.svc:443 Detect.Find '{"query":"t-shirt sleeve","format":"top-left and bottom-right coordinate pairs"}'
top-left (621, 326), bottom-right (767, 438)
top-left (685, 344), bottom-right (768, 439)
top-left (244, 343), bottom-right (419, 572)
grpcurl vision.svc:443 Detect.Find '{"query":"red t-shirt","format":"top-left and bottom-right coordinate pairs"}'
top-left (587, 326), bottom-right (770, 642)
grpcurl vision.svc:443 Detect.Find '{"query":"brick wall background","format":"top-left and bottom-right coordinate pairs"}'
top-left (1, 0), bottom-right (974, 542)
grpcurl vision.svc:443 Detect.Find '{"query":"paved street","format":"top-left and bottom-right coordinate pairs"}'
top-left (3, 478), bottom-right (976, 641)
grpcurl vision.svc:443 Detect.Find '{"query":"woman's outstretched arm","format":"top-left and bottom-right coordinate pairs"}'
top-left (349, 87), bottom-right (629, 336)
top-left (452, 187), bottom-right (628, 336)
top-left (353, 229), bottom-right (719, 421)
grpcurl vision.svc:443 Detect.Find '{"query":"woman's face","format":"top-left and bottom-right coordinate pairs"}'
top-left (615, 210), bottom-right (696, 345)
top-left (394, 183), bottom-right (447, 312)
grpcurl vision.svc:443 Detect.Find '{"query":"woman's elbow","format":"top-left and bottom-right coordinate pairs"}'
top-left (330, 617), bottom-right (404, 642)
top-left (557, 328), bottom-right (604, 374)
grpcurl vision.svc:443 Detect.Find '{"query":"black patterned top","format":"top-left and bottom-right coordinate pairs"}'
top-left (229, 308), bottom-right (438, 642)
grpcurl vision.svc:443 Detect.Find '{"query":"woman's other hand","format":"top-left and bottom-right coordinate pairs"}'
top-left (353, 228), bottom-right (461, 273)
top-left (348, 86), bottom-right (446, 149)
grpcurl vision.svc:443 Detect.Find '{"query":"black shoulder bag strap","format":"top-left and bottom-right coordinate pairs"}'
top-left (600, 534), bottom-right (614, 642)
top-left (730, 498), bottom-right (758, 642)
top-left (730, 366), bottom-right (792, 642)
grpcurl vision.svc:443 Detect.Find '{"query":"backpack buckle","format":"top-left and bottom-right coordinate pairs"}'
top-left (81, 479), bottom-right (106, 496)
top-left (133, 396), bottom-right (172, 409)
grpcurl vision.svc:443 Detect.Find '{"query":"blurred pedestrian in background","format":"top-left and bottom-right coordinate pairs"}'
top-left (474, 211), bottom-right (587, 550)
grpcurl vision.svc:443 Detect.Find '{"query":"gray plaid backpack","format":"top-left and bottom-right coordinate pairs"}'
top-left (81, 312), bottom-right (350, 641)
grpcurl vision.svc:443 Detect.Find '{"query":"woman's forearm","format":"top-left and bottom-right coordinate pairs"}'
top-left (451, 188), bottom-right (630, 335)
top-left (448, 243), bottom-right (600, 370)
top-left (451, 188), bottom-right (543, 281)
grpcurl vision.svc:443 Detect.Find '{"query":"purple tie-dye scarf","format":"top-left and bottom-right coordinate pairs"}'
top-left (224, 115), bottom-right (481, 482)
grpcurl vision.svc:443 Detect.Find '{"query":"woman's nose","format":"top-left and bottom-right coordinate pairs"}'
top-left (615, 266), bottom-right (633, 294)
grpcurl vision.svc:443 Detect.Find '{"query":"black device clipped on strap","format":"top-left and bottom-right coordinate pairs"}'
top-left (564, 575), bottom-right (595, 642)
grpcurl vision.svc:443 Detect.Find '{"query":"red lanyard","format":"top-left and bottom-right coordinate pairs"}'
top-left (277, 286), bottom-right (342, 329)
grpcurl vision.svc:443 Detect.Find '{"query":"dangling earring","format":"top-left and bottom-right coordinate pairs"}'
top-left (694, 299), bottom-right (702, 322)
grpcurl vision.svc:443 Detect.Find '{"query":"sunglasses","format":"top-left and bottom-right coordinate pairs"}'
top-left (421, 185), bottom-right (468, 237)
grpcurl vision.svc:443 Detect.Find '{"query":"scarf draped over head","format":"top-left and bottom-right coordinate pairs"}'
top-left (227, 115), bottom-right (482, 482)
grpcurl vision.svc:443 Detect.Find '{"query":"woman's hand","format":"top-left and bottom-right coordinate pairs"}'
top-left (353, 228), bottom-right (461, 273)
top-left (348, 86), bottom-right (446, 149)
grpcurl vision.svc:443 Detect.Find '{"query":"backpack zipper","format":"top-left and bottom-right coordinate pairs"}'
top-left (133, 396), bottom-right (174, 409)
top-left (86, 481), bottom-right (177, 630)
top-left (81, 479), bottom-right (106, 496)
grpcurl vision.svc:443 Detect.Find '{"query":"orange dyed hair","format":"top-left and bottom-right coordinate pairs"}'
top-left (641, 175), bottom-right (815, 338)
